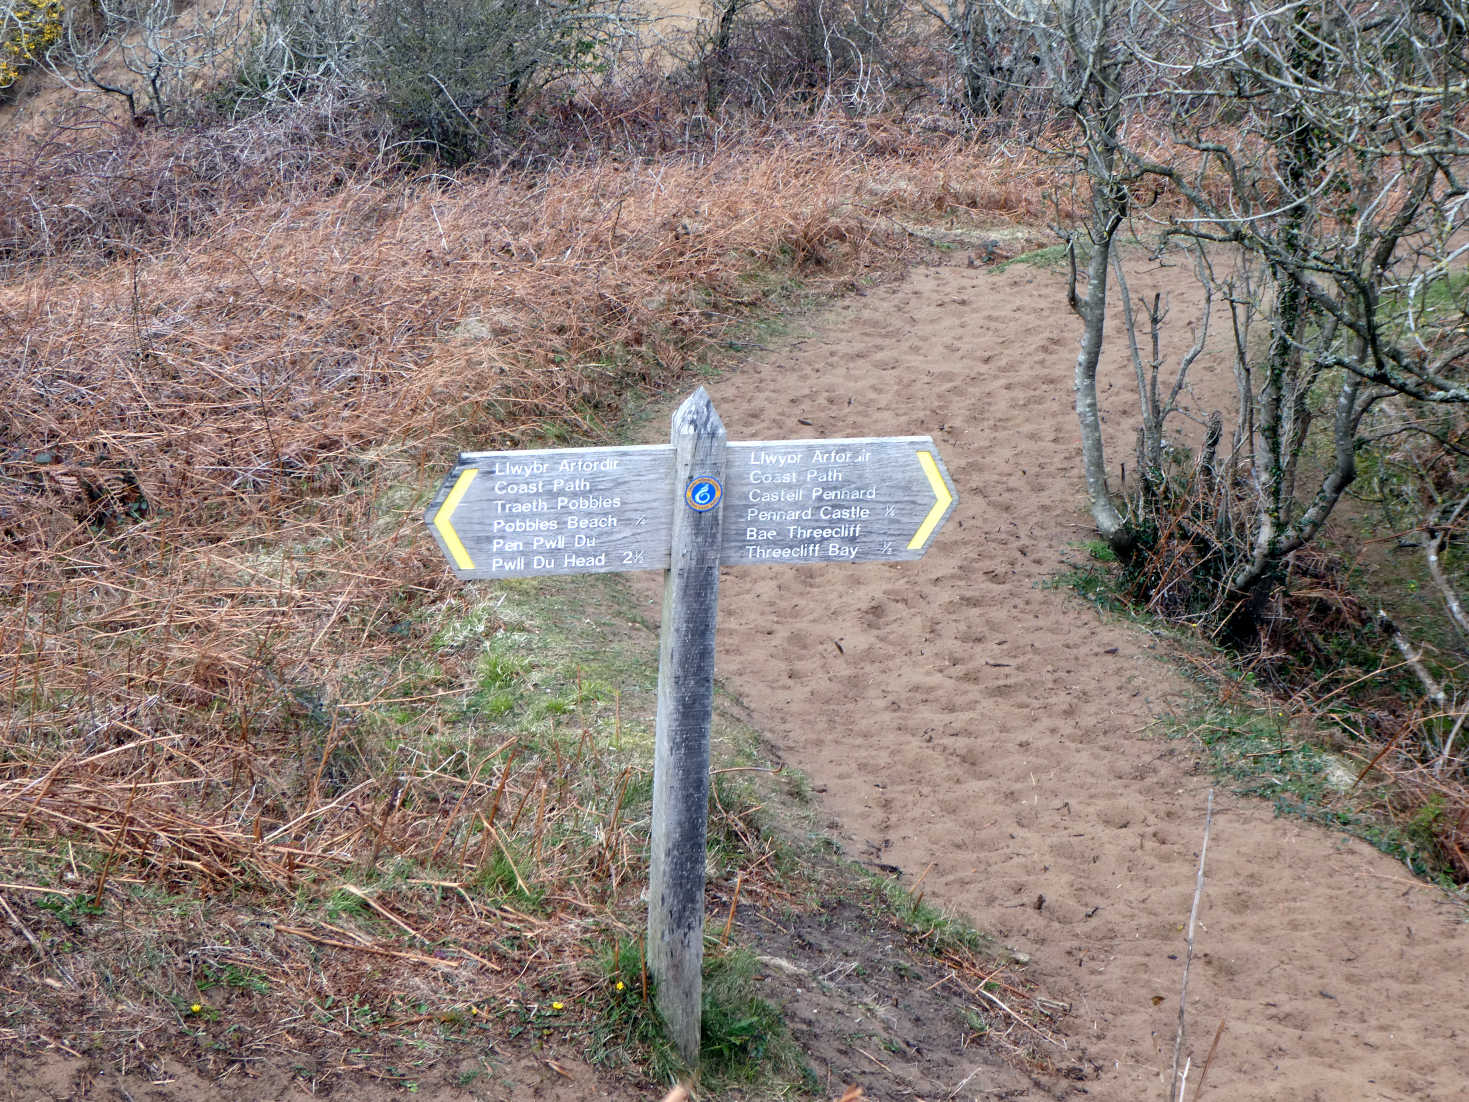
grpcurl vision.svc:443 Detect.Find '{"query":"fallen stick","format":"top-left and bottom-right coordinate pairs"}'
top-left (1424, 493), bottom-right (1469, 641)
top-left (0, 888), bottom-right (54, 977)
top-left (1377, 611), bottom-right (1448, 710)
top-left (968, 980), bottom-right (1066, 1049)
top-left (1433, 708), bottom-right (1469, 776)
top-left (947, 1064), bottom-right (985, 1099)
top-left (276, 925), bottom-right (461, 970)
top-left (1169, 789), bottom-right (1215, 1102)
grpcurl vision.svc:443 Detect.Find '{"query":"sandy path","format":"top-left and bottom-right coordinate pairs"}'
top-left (696, 257), bottom-right (1469, 1100)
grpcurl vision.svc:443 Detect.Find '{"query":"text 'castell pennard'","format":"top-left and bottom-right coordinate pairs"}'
top-left (424, 388), bottom-right (957, 1066)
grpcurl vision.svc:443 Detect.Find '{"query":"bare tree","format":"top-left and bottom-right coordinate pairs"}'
top-left (1008, 0), bottom-right (1157, 552)
top-left (370, 0), bottom-right (635, 158)
top-left (44, 0), bottom-right (636, 160)
top-left (236, 0), bottom-right (368, 106)
top-left (921, 0), bottom-right (1039, 117)
top-left (1125, 0), bottom-right (1469, 620)
top-left (1020, 0), bottom-right (1469, 635)
top-left (1111, 245), bottom-right (1213, 501)
top-left (50, 0), bottom-right (252, 121)
top-left (697, 0), bottom-right (914, 116)
top-left (700, 0), bottom-right (757, 111)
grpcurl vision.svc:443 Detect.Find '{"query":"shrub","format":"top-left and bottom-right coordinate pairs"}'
top-left (0, 0), bottom-right (61, 90)
top-left (232, 0), bottom-right (369, 107)
top-left (235, 0), bottom-right (633, 163)
top-left (369, 0), bottom-right (628, 162)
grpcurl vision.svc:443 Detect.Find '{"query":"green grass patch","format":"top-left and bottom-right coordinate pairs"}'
top-left (1050, 534), bottom-right (1462, 883)
top-left (1046, 540), bottom-right (1135, 617)
top-left (587, 936), bottom-right (811, 1091)
top-left (867, 869), bottom-right (1002, 960)
top-left (997, 242), bottom-right (1072, 270)
top-left (197, 964), bottom-right (272, 996)
top-left (698, 947), bottom-right (806, 1084)
top-left (1178, 699), bottom-right (1455, 884)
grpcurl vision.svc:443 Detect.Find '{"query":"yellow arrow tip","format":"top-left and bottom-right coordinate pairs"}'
top-left (434, 468), bottom-right (477, 571)
top-left (908, 451), bottom-right (952, 550)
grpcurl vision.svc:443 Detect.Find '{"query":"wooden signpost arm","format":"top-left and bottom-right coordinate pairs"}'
top-left (648, 388), bottom-right (727, 1066)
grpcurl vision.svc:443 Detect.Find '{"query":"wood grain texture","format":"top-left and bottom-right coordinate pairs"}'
top-left (647, 387), bottom-right (726, 1066)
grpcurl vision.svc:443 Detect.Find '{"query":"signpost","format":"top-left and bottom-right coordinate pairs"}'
top-left (425, 389), bottom-right (957, 1064)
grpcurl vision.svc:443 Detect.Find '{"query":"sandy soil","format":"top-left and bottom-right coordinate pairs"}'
top-left (693, 253), bottom-right (1469, 1101)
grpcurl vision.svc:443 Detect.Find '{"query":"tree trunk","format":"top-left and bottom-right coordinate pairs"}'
top-left (705, 0), bottom-right (742, 113)
top-left (1068, 30), bottom-right (1134, 556)
top-left (1074, 228), bottom-right (1133, 552)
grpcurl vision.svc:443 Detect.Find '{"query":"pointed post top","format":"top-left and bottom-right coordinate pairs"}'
top-left (672, 387), bottom-right (725, 441)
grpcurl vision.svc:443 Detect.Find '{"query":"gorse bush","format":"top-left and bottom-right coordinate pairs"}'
top-left (233, 0), bottom-right (631, 162)
top-left (371, 0), bottom-right (625, 161)
top-left (0, 0), bottom-right (61, 89)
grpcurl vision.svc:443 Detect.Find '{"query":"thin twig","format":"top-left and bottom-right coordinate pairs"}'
top-left (1377, 611), bottom-right (1448, 711)
top-left (968, 981), bottom-right (1066, 1049)
top-left (1170, 789), bottom-right (1215, 1102)
top-left (719, 872), bottom-right (743, 948)
top-left (0, 889), bottom-right (54, 975)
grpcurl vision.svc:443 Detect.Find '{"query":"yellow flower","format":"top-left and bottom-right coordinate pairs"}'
top-left (0, 0), bottom-right (61, 87)
top-left (190, 1003), bottom-right (202, 1014)
top-left (614, 981), bottom-right (625, 992)
top-left (551, 1001), bottom-right (564, 1011)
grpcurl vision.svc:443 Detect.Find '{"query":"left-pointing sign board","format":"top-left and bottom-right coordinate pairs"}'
top-left (426, 445), bottom-right (677, 579)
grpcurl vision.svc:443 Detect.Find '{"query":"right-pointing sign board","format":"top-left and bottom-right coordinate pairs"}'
top-left (721, 436), bottom-right (956, 565)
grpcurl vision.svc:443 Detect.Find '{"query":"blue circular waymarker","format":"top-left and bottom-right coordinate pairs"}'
top-left (685, 476), bottom-right (723, 512)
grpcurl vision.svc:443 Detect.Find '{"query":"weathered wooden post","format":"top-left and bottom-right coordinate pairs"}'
top-left (647, 388), bottom-right (726, 1064)
top-left (423, 388), bottom-right (957, 1068)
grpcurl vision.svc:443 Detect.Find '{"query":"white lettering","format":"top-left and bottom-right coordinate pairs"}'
top-left (492, 459), bottom-right (547, 476)
top-left (747, 487), bottom-right (805, 504)
top-left (749, 451), bottom-right (800, 467)
top-left (494, 478), bottom-right (544, 494)
top-left (556, 494), bottom-right (621, 510)
top-left (562, 551), bottom-right (606, 568)
top-left (559, 455), bottom-right (620, 473)
top-left (818, 504), bottom-right (869, 521)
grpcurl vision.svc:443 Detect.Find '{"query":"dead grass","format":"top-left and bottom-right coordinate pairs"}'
top-left (0, 107), bottom-right (1062, 1084)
